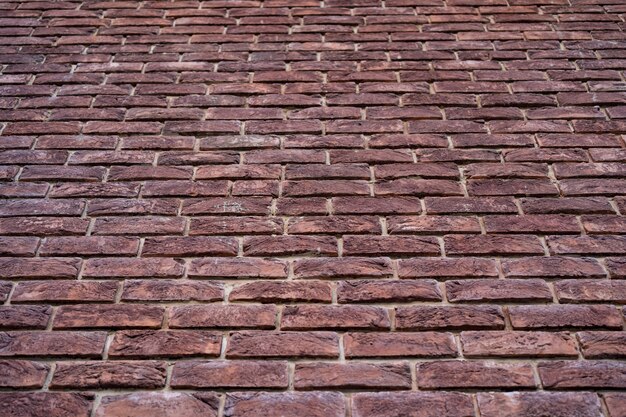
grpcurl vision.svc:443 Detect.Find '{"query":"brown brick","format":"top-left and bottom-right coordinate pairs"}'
top-left (461, 331), bottom-right (578, 357)
top-left (502, 256), bottom-right (606, 278)
top-left (55, 304), bottom-right (164, 329)
top-left (399, 257), bottom-right (499, 279)
top-left (338, 280), bottom-right (442, 303)
top-left (171, 360), bottom-right (288, 389)
top-left (188, 257), bottom-right (288, 279)
top-left (446, 279), bottom-right (552, 303)
top-left (224, 392), bottom-right (345, 417)
top-left (295, 362), bottom-right (412, 390)
top-left (477, 392), bottom-right (602, 417)
top-left (294, 257), bottom-right (393, 279)
top-left (0, 305), bottom-right (51, 329)
top-left (51, 361), bottom-right (166, 389)
top-left (352, 392), bottom-right (474, 417)
top-left (170, 305), bottom-right (277, 329)
top-left (396, 306), bottom-right (505, 331)
top-left (95, 393), bottom-right (219, 417)
top-left (282, 305), bottom-right (390, 330)
top-left (0, 393), bottom-right (93, 417)
top-left (509, 305), bottom-right (622, 330)
top-left (227, 331), bottom-right (339, 358)
top-left (0, 331), bottom-right (106, 357)
top-left (0, 360), bottom-right (49, 388)
top-left (345, 332), bottom-right (457, 358)
top-left (83, 258), bottom-right (184, 278)
top-left (418, 361), bottom-right (536, 389)
top-left (109, 330), bottom-right (222, 358)
top-left (538, 361), bottom-right (626, 389)
top-left (229, 281), bottom-right (332, 303)
top-left (121, 280), bottom-right (223, 302)
top-left (578, 331), bottom-right (626, 358)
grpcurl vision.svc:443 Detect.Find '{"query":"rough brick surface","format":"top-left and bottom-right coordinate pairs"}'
top-left (1, 0), bottom-right (625, 414)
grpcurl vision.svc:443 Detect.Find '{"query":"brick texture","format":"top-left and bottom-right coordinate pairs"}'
top-left (0, 0), bottom-right (625, 415)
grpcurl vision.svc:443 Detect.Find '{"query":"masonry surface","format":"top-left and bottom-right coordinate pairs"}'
top-left (0, 0), bottom-right (625, 415)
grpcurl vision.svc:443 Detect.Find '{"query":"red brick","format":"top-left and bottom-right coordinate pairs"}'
top-left (352, 392), bottom-right (474, 417)
top-left (54, 304), bottom-right (164, 329)
top-left (345, 332), bottom-right (457, 358)
top-left (396, 306), bottom-right (505, 330)
top-left (502, 256), bottom-right (606, 278)
top-left (0, 393), bottom-right (93, 417)
top-left (142, 236), bottom-right (238, 257)
top-left (109, 330), bottom-right (222, 358)
top-left (417, 361), bottom-right (536, 389)
top-left (294, 257), bottom-right (393, 279)
top-left (95, 393), bottom-right (218, 417)
top-left (295, 362), bottom-right (412, 390)
top-left (555, 280), bottom-right (626, 303)
top-left (0, 331), bottom-right (106, 357)
top-left (282, 305), bottom-right (390, 330)
top-left (188, 257), bottom-right (288, 278)
top-left (230, 281), bottom-right (332, 303)
top-left (388, 216), bottom-right (481, 234)
top-left (461, 331), bottom-right (578, 357)
top-left (446, 279), bottom-right (552, 302)
top-left (243, 235), bottom-right (337, 256)
top-left (121, 280), bottom-right (223, 302)
top-left (0, 257), bottom-right (81, 279)
top-left (399, 257), bottom-right (499, 278)
top-left (0, 305), bottom-right (51, 330)
top-left (477, 392), bottom-right (602, 417)
top-left (41, 236), bottom-right (139, 256)
top-left (227, 331), bottom-right (339, 358)
top-left (83, 258), bottom-right (184, 278)
top-left (338, 280), bottom-right (442, 303)
top-left (445, 234), bottom-right (545, 255)
top-left (604, 394), bottom-right (626, 417)
top-left (171, 360), bottom-right (288, 389)
top-left (51, 360), bottom-right (166, 389)
top-left (578, 331), bottom-right (626, 358)
top-left (0, 360), bottom-right (49, 388)
top-left (509, 305), bottom-right (622, 330)
top-left (224, 392), bottom-right (345, 417)
top-left (538, 361), bottom-right (626, 389)
top-left (170, 305), bottom-right (277, 329)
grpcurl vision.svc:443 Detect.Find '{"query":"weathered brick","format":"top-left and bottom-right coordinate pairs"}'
top-left (95, 393), bottom-right (218, 417)
top-left (121, 280), bottom-right (223, 302)
top-left (446, 279), bottom-right (552, 303)
top-left (171, 360), bottom-right (288, 389)
top-left (538, 361), bottom-right (626, 389)
top-left (477, 392), bottom-right (602, 417)
top-left (170, 305), bottom-right (277, 329)
top-left (224, 392), bottom-right (345, 417)
top-left (110, 330), bottom-right (221, 358)
top-left (396, 306), bottom-right (505, 330)
top-left (461, 331), bottom-right (578, 357)
top-left (417, 361), bottom-right (536, 389)
top-left (227, 331), bottom-right (339, 358)
top-left (295, 362), bottom-right (412, 390)
top-left (352, 392), bottom-right (474, 417)
top-left (0, 393), bottom-right (93, 417)
top-left (0, 331), bottom-right (106, 357)
top-left (282, 305), bottom-right (390, 330)
top-left (0, 360), bottom-right (49, 388)
top-left (509, 305), bottom-right (622, 329)
top-left (230, 281), bottom-right (332, 303)
top-left (54, 304), bottom-right (164, 329)
top-left (578, 331), bottom-right (626, 358)
top-left (51, 360), bottom-right (167, 389)
top-left (345, 332), bottom-right (457, 358)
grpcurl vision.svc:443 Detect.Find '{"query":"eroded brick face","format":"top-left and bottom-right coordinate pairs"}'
top-left (0, 0), bottom-right (625, 416)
